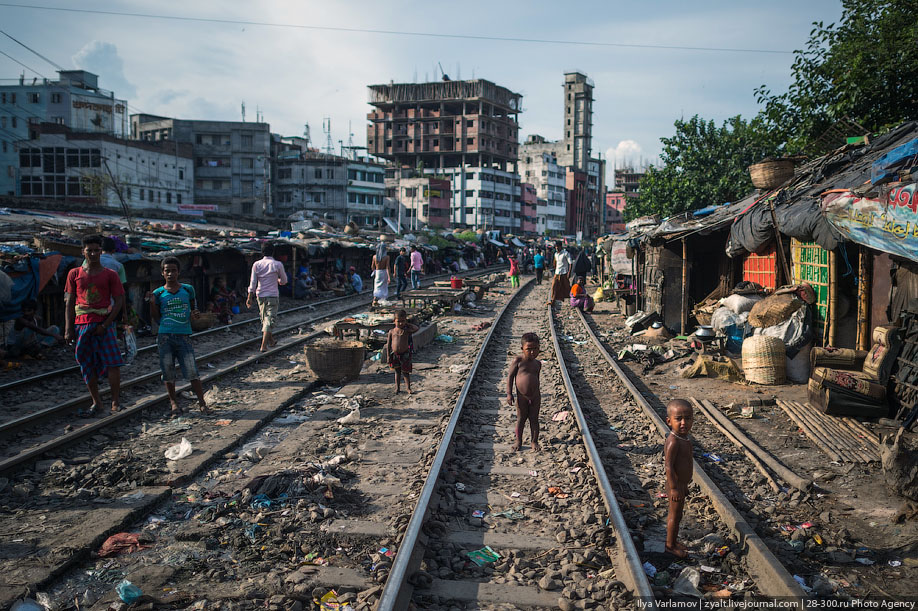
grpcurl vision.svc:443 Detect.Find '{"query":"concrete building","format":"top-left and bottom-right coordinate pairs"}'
top-left (605, 191), bottom-right (627, 233)
top-left (520, 182), bottom-right (538, 235)
top-left (585, 156), bottom-right (606, 238)
top-left (346, 158), bottom-right (386, 226)
top-left (518, 140), bottom-right (566, 236)
top-left (388, 172), bottom-right (451, 230)
top-left (274, 152), bottom-right (346, 222)
top-left (18, 123), bottom-right (192, 213)
top-left (131, 114), bottom-right (270, 219)
top-left (366, 79), bottom-right (523, 231)
top-left (614, 166), bottom-right (645, 208)
top-left (1, 70), bottom-right (128, 196)
top-left (559, 72), bottom-right (593, 172)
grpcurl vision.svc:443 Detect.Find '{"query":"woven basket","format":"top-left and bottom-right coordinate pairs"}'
top-left (190, 312), bottom-right (218, 332)
top-left (748, 159), bottom-right (795, 190)
top-left (742, 335), bottom-right (786, 384)
top-left (304, 339), bottom-right (366, 382)
top-left (748, 293), bottom-right (803, 328)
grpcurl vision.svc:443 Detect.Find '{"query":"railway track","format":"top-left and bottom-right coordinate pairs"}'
top-left (0, 268), bottom-right (495, 475)
top-left (556, 307), bottom-right (807, 602)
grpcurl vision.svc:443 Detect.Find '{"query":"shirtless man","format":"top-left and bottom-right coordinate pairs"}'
top-left (386, 310), bottom-right (419, 394)
top-left (664, 398), bottom-right (694, 558)
top-left (506, 332), bottom-right (543, 452)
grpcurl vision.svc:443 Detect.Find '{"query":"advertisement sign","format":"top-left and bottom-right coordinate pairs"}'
top-left (70, 94), bottom-right (126, 135)
top-left (823, 184), bottom-right (918, 264)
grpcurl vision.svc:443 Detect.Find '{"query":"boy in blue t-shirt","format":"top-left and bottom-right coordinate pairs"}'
top-left (152, 257), bottom-right (209, 416)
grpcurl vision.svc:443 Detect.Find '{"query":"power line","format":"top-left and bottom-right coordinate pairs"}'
top-left (0, 47), bottom-right (41, 75)
top-left (0, 27), bottom-right (63, 70)
top-left (0, 3), bottom-right (794, 55)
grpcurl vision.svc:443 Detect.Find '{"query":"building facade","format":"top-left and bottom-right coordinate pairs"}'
top-left (520, 182), bottom-right (538, 234)
top-left (605, 191), bottom-right (627, 233)
top-left (391, 174), bottom-right (451, 230)
top-left (518, 141), bottom-right (566, 236)
top-left (131, 114), bottom-right (270, 218)
top-left (614, 167), bottom-right (645, 208)
top-left (274, 153), bottom-right (346, 221)
top-left (346, 158), bottom-right (386, 226)
top-left (367, 79), bottom-right (523, 231)
top-left (1, 70), bottom-right (128, 196)
top-left (18, 123), bottom-right (192, 212)
top-left (559, 72), bottom-right (593, 172)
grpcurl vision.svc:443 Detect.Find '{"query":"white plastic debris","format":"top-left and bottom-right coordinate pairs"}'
top-left (337, 408), bottom-right (361, 424)
top-left (672, 567), bottom-right (702, 598)
top-left (164, 437), bottom-right (193, 461)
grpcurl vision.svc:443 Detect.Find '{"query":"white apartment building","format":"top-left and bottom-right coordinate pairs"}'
top-left (519, 149), bottom-right (566, 235)
top-left (433, 166), bottom-right (521, 232)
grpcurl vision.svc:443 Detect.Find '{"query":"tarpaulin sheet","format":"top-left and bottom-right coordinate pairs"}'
top-left (0, 257), bottom-right (40, 322)
top-left (610, 239), bottom-right (632, 275)
top-left (726, 196), bottom-right (842, 257)
top-left (824, 186), bottom-right (918, 264)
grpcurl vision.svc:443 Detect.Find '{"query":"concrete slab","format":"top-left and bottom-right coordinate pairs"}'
top-left (428, 578), bottom-right (558, 607)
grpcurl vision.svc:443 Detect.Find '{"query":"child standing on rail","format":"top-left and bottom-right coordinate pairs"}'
top-left (664, 398), bottom-right (694, 558)
top-left (152, 257), bottom-right (209, 417)
top-left (387, 309), bottom-right (419, 394)
top-left (506, 332), bottom-right (542, 452)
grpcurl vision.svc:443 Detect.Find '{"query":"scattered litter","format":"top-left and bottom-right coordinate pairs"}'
top-left (528, 470), bottom-right (538, 476)
top-left (643, 562), bottom-right (657, 577)
top-left (116, 580), bottom-right (143, 604)
top-left (164, 437), bottom-right (193, 461)
top-left (552, 411), bottom-right (570, 422)
top-left (214, 419), bottom-right (233, 426)
top-left (889, 560), bottom-right (902, 567)
top-left (672, 567), bottom-right (702, 598)
top-left (699, 565), bottom-right (718, 573)
top-left (98, 532), bottom-right (152, 557)
top-left (334, 393), bottom-right (347, 398)
top-left (813, 534), bottom-right (823, 545)
top-left (467, 545), bottom-right (500, 566)
top-left (789, 540), bottom-right (805, 552)
top-left (142, 420), bottom-right (193, 437)
top-left (703, 452), bottom-right (724, 463)
top-left (337, 409), bottom-right (361, 424)
top-left (713, 589), bottom-right (733, 599)
top-left (714, 545), bottom-right (730, 557)
top-left (492, 507), bottom-right (525, 520)
top-left (471, 510), bottom-right (485, 518)
top-left (793, 575), bottom-right (814, 594)
top-left (547, 486), bottom-right (570, 499)
top-left (855, 558), bottom-right (875, 565)
top-left (335, 427), bottom-right (354, 437)
top-left (570, 466), bottom-right (582, 474)
top-left (509, 492), bottom-right (521, 498)
top-left (455, 482), bottom-right (466, 491)
top-left (609, 424), bottom-right (622, 431)
top-left (799, 521), bottom-right (813, 529)
top-left (378, 547), bottom-right (393, 558)
top-left (435, 334), bottom-right (455, 343)
top-left (274, 413), bottom-right (308, 425)
top-left (655, 492), bottom-right (668, 498)
top-left (371, 351), bottom-right (382, 361)
top-left (740, 405), bottom-right (755, 418)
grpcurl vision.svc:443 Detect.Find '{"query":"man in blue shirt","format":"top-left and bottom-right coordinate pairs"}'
top-left (533, 249), bottom-right (545, 285)
top-left (152, 257), bottom-right (209, 416)
top-left (349, 267), bottom-right (363, 294)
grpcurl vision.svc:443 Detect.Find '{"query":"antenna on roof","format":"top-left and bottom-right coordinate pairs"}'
top-left (241, 101), bottom-right (245, 122)
top-left (303, 123), bottom-right (310, 148)
top-left (323, 117), bottom-right (333, 155)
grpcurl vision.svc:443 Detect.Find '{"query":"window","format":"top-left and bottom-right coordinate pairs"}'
top-left (211, 180), bottom-right (223, 190)
top-left (465, 207), bottom-right (474, 214)
top-left (277, 168), bottom-right (292, 179)
top-left (157, 191), bottom-right (162, 203)
top-left (466, 138), bottom-right (473, 145)
top-left (196, 134), bottom-right (203, 144)
top-left (11, 117), bottom-right (17, 128)
top-left (241, 180), bottom-right (253, 194)
top-left (325, 168), bottom-right (334, 179)
top-left (242, 201), bottom-right (254, 215)
top-left (465, 172), bottom-right (475, 179)
top-left (348, 192), bottom-right (357, 203)
top-left (166, 192), bottom-right (172, 204)
top-left (126, 187), bottom-right (132, 200)
top-left (28, 93), bottom-right (39, 104)
top-left (0, 117), bottom-right (5, 129)
top-left (178, 169), bottom-right (184, 180)
top-left (242, 157), bottom-right (254, 169)
top-left (241, 134), bottom-right (253, 147)
top-left (314, 168), bottom-right (322, 179)
top-left (21, 176), bottom-right (41, 195)
top-left (52, 116), bottom-right (64, 125)
top-left (51, 93), bottom-right (62, 104)
top-left (1, 141), bottom-right (5, 153)
top-left (465, 189), bottom-right (475, 197)
top-left (139, 189), bottom-right (144, 200)
top-left (348, 169), bottom-right (357, 180)
top-left (66, 177), bottom-right (82, 196)
top-left (10, 93), bottom-right (15, 104)
top-left (466, 120), bottom-right (473, 127)
top-left (177, 194), bottom-right (182, 204)
top-left (0, 93), bottom-right (4, 103)
top-left (148, 190), bottom-right (154, 203)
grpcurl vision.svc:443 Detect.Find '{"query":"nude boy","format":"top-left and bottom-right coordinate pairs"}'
top-left (387, 310), bottom-right (419, 394)
top-left (506, 332), bottom-right (543, 452)
top-left (664, 398), bottom-right (694, 558)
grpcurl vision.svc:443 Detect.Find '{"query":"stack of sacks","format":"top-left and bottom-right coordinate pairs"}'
top-left (711, 293), bottom-right (762, 352)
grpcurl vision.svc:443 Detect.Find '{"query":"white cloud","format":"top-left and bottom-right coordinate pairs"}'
top-left (72, 41), bottom-right (137, 98)
top-left (606, 140), bottom-right (643, 166)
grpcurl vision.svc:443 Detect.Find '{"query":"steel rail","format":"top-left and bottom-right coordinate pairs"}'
top-left (0, 269), bottom-right (495, 439)
top-left (376, 277), bottom-right (534, 611)
top-left (548, 305), bottom-right (657, 606)
top-left (576, 310), bottom-right (807, 601)
top-left (0, 269), bottom-right (486, 393)
top-left (0, 268), bottom-right (501, 474)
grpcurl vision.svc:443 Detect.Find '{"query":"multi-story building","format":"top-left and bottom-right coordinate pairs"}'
top-left (614, 166), bottom-right (644, 208)
top-left (1, 70), bottom-right (128, 196)
top-left (518, 140), bottom-right (566, 236)
top-left (389, 173), bottom-right (451, 230)
top-left (559, 72), bottom-right (593, 172)
top-left (131, 114), bottom-right (270, 218)
top-left (520, 182), bottom-right (537, 235)
top-left (274, 152), bottom-right (346, 221)
top-left (366, 79), bottom-right (523, 231)
top-left (18, 123), bottom-right (192, 212)
top-left (585, 156), bottom-right (606, 238)
top-left (605, 191), bottom-right (627, 233)
top-left (346, 158), bottom-right (386, 226)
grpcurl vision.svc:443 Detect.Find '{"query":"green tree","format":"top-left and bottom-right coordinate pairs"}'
top-left (626, 115), bottom-right (783, 220)
top-left (756, 0), bottom-right (918, 152)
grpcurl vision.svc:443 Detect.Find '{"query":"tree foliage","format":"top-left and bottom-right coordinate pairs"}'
top-left (626, 115), bottom-right (783, 221)
top-left (756, 0), bottom-right (918, 152)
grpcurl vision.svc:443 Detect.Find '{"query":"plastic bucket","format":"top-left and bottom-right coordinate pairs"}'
top-left (451, 277), bottom-right (463, 289)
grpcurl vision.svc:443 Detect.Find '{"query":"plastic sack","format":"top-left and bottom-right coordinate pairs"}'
top-left (164, 437), bottom-right (193, 461)
top-left (786, 342), bottom-right (812, 384)
top-left (711, 306), bottom-right (746, 332)
top-left (117, 580), bottom-right (143, 604)
top-left (720, 293), bottom-right (761, 314)
top-left (123, 325), bottom-right (137, 365)
top-left (593, 286), bottom-right (605, 301)
top-left (10, 600), bottom-right (43, 611)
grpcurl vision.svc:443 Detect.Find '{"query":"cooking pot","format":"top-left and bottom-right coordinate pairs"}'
top-left (694, 326), bottom-right (716, 339)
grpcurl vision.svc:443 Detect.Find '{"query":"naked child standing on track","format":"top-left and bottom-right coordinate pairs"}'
top-left (387, 309), bottom-right (418, 394)
top-left (664, 398), bottom-right (694, 558)
top-left (506, 332), bottom-right (542, 452)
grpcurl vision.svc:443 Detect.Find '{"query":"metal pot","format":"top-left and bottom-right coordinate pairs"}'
top-left (694, 326), bottom-right (716, 339)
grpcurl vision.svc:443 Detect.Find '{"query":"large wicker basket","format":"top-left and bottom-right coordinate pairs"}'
top-left (748, 159), bottom-right (795, 190)
top-left (304, 339), bottom-right (366, 382)
top-left (742, 335), bottom-right (786, 385)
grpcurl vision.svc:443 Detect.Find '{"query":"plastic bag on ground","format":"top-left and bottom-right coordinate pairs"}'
top-left (122, 325), bottom-right (138, 365)
top-left (116, 580), bottom-right (143, 604)
top-left (721, 293), bottom-right (762, 314)
top-left (164, 437), bottom-right (193, 461)
top-left (672, 567), bottom-right (702, 597)
top-left (337, 408), bottom-right (360, 424)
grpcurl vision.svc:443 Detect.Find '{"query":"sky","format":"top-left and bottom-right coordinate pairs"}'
top-left (0, 1), bottom-right (844, 184)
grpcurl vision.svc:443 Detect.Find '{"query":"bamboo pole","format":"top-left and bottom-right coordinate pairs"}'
top-left (689, 399), bottom-right (782, 493)
top-left (681, 239), bottom-right (688, 336)
top-left (829, 249), bottom-right (838, 346)
top-left (804, 403), bottom-right (877, 462)
top-left (776, 400), bottom-right (844, 462)
top-left (699, 399), bottom-right (811, 491)
top-left (842, 417), bottom-right (880, 446)
top-left (857, 246), bottom-right (872, 351)
top-left (787, 401), bottom-right (868, 463)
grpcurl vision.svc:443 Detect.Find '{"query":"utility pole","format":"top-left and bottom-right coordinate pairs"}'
top-left (102, 157), bottom-right (134, 232)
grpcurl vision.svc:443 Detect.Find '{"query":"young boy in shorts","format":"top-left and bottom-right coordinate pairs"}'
top-left (664, 398), bottom-right (694, 558)
top-left (151, 257), bottom-right (209, 416)
top-left (387, 309), bottom-right (419, 394)
top-left (506, 332), bottom-right (542, 452)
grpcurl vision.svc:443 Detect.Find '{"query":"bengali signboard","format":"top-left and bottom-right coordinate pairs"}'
top-left (823, 183), bottom-right (918, 263)
top-left (178, 204), bottom-right (217, 216)
top-left (70, 94), bottom-right (127, 135)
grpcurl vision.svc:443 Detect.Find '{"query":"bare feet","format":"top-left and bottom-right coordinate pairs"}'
top-left (395, 387), bottom-right (401, 395)
top-left (111, 403), bottom-right (122, 413)
top-left (511, 441), bottom-right (521, 452)
top-left (665, 542), bottom-right (689, 558)
top-left (531, 442), bottom-right (541, 452)
top-left (199, 401), bottom-right (210, 415)
top-left (406, 387), bottom-right (413, 395)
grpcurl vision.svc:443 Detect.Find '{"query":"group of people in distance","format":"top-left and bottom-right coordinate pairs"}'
top-left (370, 241), bottom-right (424, 306)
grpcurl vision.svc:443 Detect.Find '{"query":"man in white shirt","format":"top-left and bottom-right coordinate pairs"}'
top-left (549, 243), bottom-right (572, 305)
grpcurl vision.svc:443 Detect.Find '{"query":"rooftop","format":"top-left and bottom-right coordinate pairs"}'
top-left (367, 79), bottom-right (522, 112)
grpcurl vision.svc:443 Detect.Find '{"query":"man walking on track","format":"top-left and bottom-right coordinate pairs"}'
top-left (410, 245), bottom-right (423, 289)
top-left (65, 234), bottom-right (125, 416)
top-left (246, 241), bottom-right (287, 352)
top-left (549, 243), bottom-right (572, 305)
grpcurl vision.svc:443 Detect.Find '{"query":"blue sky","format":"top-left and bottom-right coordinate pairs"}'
top-left (0, 1), bottom-right (843, 181)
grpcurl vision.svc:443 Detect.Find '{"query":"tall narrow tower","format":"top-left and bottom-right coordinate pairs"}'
top-left (561, 72), bottom-right (593, 171)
